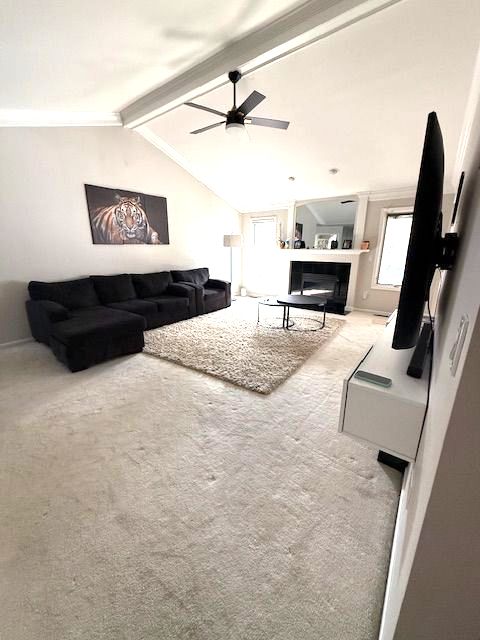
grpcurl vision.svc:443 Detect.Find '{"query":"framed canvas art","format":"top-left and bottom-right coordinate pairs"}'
top-left (85, 184), bottom-right (169, 245)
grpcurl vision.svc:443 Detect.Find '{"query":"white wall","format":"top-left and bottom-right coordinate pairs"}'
top-left (0, 127), bottom-right (240, 344)
top-left (380, 48), bottom-right (480, 639)
top-left (354, 195), bottom-right (455, 314)
top-left (394, 310), bottom-right (480, 638)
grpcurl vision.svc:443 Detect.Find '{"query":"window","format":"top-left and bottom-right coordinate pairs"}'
top-left (252, 217), bottom-right (277, 249)
top-left (375, 208), bottom-right (413, 288)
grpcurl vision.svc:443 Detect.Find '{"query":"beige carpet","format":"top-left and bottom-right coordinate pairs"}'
top-left (144, 306), bottom-right (342, 393)
top-left (0, 307), bottom-right (401, 640)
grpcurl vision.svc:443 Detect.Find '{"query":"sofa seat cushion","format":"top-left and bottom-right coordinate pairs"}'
top-left (91, 274), bottom-right (137, 304)
top-left (132, 272), bottom-right (172, 298)
top-left (171, 268), bottom-right (209, 286)
top-left (143, 295), bottom-right (189, 329)
top-left (145, 295), bottom-right (189, 310)
top-left (68, 306), bottom-right (125, 320)
top-left (28, 278), bottom-right (99, 310)
top-left (51, 307), bottom-right (144, 348)
top-left (204, 288), bottom-right (225, 300)
top-left (106, 299), bottom-right (158, 320)
top-left (203, 288), bottom-right (227, 314)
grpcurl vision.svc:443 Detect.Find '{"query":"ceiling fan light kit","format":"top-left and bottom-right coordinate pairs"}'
top-left (185, 70), bottom-right (290, 136)
top-left (226, 122), bottom-right (247, 138)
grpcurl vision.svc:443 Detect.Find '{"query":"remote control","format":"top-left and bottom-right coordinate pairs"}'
top-left (354, 369), bottom-right (392, 388)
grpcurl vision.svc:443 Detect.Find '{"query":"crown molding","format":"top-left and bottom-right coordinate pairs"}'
top-left (362, 185), bottom-right (455, 202)
top-left (361, 187), bottom-right (417, 201)
top-left (0, 110), bottom-right (122, 127)
top-left (239, 204), bottom-right (291, 214)
top-left (137, 126), bottom-right (241, 213)
top-left (121, 0), bottom-right (401, 129)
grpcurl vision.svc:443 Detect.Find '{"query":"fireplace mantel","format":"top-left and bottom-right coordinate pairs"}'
top-left (280, 248), bottom-right (368, 258)
top-left (274, 248), bottom-right (370, 310)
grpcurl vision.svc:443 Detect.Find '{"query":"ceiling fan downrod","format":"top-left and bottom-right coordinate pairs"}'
top-left (228, 70), bottom-right (242, 109)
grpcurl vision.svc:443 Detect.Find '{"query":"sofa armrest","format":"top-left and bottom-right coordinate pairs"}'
top-left (166, 283), bottom-right (192, 297)
top-left (206, 279), bottom-right (231, 305)
top-left (207, 278), bottom-right (229, 290)
top-left (174, 281), bottom-right (205, 315)
top-left (26, 299), bottom-right (70, 343)
top-left (165, 283), bottom-right (197, 317)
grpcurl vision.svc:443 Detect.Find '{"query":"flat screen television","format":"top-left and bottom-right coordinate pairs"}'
top-left (392, 112), bottom-right (445, 351)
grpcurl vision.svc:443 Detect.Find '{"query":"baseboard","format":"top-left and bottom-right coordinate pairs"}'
top-left (352, 306), bottom-right (391, 316)
top-left (0, 337), bottom-right (33, 349)
top-left (378, 462), bottom-right (413, 640)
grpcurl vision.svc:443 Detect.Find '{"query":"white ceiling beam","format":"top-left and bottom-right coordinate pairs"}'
top-left (121, 0), bottom-right (402, 128)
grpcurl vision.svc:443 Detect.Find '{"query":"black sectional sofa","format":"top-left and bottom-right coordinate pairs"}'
top-left (26, 268), bottom-right (231, 372)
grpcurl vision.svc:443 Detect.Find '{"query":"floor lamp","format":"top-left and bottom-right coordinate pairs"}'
top-left (223, 234), bottom-right (242, 299)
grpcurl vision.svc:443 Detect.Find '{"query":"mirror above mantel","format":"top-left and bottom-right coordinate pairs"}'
top-left (294, 197), bottom-right (358, 250)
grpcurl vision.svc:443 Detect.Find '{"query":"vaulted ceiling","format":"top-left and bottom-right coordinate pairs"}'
top-left (143, 0), bottom-right (480, 211)
top-left (2, 0), bottom-right (480, 213)
top-left (1, 0), bottom-right (302, 111)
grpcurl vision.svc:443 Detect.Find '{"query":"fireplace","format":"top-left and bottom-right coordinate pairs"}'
top-left (289, 261), bottom-right (351, 314)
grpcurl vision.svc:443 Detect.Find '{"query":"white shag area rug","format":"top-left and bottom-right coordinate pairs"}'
top-left (0, 308), bottom-right (400, 640)
top-left (144, 306), bottom-right (342, 393)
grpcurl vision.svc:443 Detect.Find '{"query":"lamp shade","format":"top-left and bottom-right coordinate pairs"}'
top-left (224, 234), bottom-right (242, 248)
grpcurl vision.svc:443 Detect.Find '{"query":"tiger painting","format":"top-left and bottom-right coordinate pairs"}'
top-left (91, 195), bottom-right (161, 244)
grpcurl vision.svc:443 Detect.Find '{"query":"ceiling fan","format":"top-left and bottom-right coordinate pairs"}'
top-left (185, 70), bottom-right (290, 136)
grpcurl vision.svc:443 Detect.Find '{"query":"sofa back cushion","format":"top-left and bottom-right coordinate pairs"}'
top-left (132, 272), bottom-right (172, 298)
top-left (91, 274), bottom-right (136, 304)
top-left (171, 268), bottom-right (209, 286)
top-left (29, 278), bottom-right (99, 310)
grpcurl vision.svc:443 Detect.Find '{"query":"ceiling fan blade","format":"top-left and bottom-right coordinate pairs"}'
top-left (185, 102), bottom-right (227, 118)
top-left (237, 90), bottom-right (266, 115)
top-left (190, 121), bottom-right (225, 135)
top-left (248, 117), bottom-right (290, 130)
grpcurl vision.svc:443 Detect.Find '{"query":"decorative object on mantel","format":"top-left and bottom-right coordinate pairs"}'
top-left (316, 238), bottom-right (329, 250)
top-left (361, 240), bottom-right (370, 250)
top-left (330, 239), bottom-right (339, 249)
top-left (85, 184), bottom-right (169, 245)
top-left (143, 306), bottom-right (342, 394)
top-left (342, 240), bottom-right (353, 249)
top-left (294, 222), bottom-right (305, 249)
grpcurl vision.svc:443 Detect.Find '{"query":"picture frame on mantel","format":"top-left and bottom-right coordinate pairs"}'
top-left (85, 184), bottom-right (169, 245)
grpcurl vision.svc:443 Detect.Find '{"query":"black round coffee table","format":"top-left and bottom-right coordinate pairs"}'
top-left (257, 297), bottom-right (294, 328)
top-left (276, 294), bottom-right (327, 331)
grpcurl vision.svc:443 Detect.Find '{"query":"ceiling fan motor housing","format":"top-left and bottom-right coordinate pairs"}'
top-left (226, 110), bottom-right (245, 125)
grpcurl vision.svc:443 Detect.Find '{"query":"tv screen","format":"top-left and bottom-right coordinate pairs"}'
top-left (392, 112), bottom-right (444, 350)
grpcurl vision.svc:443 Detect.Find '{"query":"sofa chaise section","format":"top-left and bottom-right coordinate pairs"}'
top-left (26, 277), bottom-right (146, 371)
top-left (49, 307), bottom-right (145, 372)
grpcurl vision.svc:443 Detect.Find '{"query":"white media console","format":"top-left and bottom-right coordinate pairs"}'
top-left (339, 312), bottom-right (429, 462)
